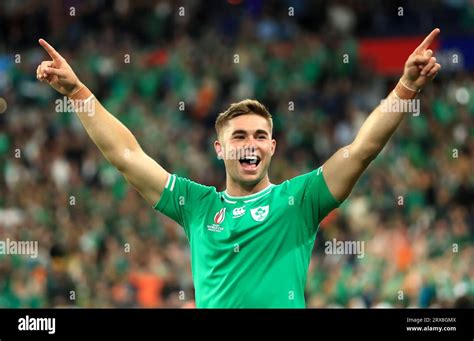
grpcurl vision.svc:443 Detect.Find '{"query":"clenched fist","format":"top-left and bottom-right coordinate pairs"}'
top-left (36, 39), bottom-right (83, 96)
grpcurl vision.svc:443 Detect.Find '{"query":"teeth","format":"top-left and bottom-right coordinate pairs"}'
top-left (239, 156), bottom-right (259, 165)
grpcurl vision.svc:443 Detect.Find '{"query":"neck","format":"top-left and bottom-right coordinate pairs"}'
top-left (225, 175), bottom-right (272, 197)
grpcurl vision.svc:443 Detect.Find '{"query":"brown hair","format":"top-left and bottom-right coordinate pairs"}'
top-left (215, 99), bottom-right (273, 137)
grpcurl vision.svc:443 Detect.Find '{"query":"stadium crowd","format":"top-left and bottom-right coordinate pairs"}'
top-left (0, 0), bottom-right (473, 308)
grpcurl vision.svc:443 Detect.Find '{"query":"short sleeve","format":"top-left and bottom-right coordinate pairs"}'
top-left (153, 174), bottom-right (215, 237)
top-left (286, 166), bottom-right (342, 233)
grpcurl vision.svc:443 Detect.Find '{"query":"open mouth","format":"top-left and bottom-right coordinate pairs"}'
top-left (239, 156), bottom-right (261, 171)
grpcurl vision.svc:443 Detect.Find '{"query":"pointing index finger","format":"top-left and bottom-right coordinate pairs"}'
top-left (38, 38), bottom-right (63, 61)
top-left (414, 28), bottom-right (440, 54)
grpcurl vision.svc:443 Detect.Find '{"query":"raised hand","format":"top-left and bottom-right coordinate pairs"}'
top-left (36, 39), bottom-right (82, 96)
top-left (401, 28), bottom-right (442, 91)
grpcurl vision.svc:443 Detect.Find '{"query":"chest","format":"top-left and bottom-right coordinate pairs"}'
top-left (189, 197), bottom-right (306, 252)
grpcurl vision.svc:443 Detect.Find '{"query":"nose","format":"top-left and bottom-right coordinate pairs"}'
top-left (244, 137), bottom-right (257, 152)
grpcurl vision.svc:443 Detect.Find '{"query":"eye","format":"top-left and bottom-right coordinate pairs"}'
top-left (257, 135), bottom-right (267, 139)
top-left (234, 135), bottom-right (245, 140)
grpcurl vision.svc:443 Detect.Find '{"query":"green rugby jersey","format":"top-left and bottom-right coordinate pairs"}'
top-left (153, 166), bottom-right (341, 308)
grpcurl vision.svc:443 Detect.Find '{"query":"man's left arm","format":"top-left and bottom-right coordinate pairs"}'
top-left (323, 28), bottom-right (442, 202)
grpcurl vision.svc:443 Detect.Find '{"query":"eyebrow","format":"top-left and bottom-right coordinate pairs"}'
top-left (231, 129), bottom-right (269, 136)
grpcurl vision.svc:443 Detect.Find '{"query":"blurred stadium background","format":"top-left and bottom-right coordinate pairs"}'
top-left (0, 0), bottom-right (473, 308)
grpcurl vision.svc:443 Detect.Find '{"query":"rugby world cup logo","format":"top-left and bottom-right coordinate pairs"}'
top-left (214, 208), bottom-right (226, 224)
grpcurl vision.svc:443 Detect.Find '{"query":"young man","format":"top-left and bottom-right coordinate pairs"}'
top-left (36, 29), bottom-right (441, 308)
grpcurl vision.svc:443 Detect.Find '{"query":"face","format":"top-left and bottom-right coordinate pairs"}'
top-left (214, 114), bottom-right (276, 188)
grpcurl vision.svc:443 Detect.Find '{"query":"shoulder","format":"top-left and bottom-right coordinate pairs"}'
top-left (165, 174), bottom-right (218, 196)
top-left (154, 174), bottom-right (219, 211)
top-left (277, 167), bottom-right (324, 190)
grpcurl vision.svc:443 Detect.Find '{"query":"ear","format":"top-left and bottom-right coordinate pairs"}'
top-left (214, 140), bottom-right (224, 160)
top-left (270, 138), bottom-right (276, 156)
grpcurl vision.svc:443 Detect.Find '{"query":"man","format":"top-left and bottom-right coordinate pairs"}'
top-left (36, 28), bottom-right (441, 308)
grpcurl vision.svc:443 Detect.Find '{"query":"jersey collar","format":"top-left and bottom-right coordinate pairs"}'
top-left (222, 183), bottom-right (274, 203)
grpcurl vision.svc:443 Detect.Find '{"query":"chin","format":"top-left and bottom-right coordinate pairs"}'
top-left (239, 174), bottom-right (262, 184)
top-left (237, 169), bottom-right (266, 185)
top-left (228, 159), bottom-right (269, 186)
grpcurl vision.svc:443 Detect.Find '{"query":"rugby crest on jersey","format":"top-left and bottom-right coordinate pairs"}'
top-left (214, 208), bottom-right (226, 224)
top-left (207, 208), bottom-right (225, 232)
top-left (250, 205), bottom-right (269, 222)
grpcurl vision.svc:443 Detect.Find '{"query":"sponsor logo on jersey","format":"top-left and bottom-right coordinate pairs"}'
top-left (232, 206), bottom-right (246, 218)
top-left (250, 205), bottom-right (269, 222)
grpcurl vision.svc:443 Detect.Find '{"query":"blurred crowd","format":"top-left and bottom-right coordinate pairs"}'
top-left (0, 0), bottom-right (473, 308)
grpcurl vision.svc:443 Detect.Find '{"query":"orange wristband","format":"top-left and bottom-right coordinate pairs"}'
top-left (394, 80), bottom-right (420, 100)
top-left (67, 84), bottom-right (95, 115)
top-left (68, 84), bottom-right (93, 100)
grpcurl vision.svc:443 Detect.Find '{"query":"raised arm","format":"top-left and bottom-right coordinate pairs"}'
top-left (36, 39), bottom-right (169, 206)
top-left (323, 28), bottom-right (442, 202)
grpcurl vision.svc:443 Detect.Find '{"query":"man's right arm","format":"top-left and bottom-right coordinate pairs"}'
top-left (36, 39), bottom-right (168, 206)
